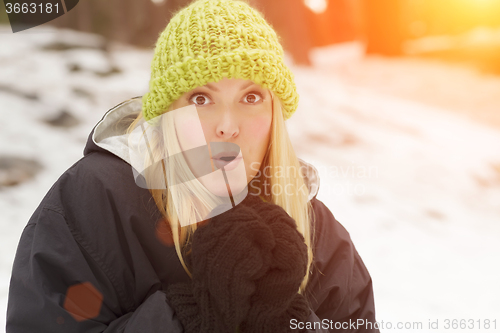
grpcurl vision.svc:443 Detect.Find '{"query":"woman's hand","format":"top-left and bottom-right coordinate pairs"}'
top-left (237, 195), bottom-right (311, 333)
top-left (166, 194), bottom-right (310, 333)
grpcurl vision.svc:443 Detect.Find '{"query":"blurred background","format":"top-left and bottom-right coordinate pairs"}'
top-left (1, 0), bottom-right (500, 331)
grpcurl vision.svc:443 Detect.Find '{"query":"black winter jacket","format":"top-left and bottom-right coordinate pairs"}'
top-left (6, 97), bottom-right (380, 333)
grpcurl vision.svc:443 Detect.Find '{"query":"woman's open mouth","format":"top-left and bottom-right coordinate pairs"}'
top-left (211, 151), bottom-right (243, 171)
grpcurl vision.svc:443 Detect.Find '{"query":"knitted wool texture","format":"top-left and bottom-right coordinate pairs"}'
top-left (141, 0), bottom-right (299, 122)
top-left (239, 196), bottom-right (310, 332)
top-left (165, 194), bottom-right (310, 333)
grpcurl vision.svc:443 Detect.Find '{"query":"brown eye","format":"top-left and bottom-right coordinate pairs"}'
top-left (189, 93), bottom-right (212, 106)
top-left (244, 93), bottom-right (262, 104)
top-left (196, 96), bottom-right (205, 104)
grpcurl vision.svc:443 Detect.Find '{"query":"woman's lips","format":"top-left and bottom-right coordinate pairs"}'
top-left (212, 152), bottom-right (243, 171)
top-left (211, 151), bottom-right (239, 160)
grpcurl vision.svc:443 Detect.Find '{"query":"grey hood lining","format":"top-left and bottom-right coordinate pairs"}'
top-left (92, 97), bottom-right (320, 202)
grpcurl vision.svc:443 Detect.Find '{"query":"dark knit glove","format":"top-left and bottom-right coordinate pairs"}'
top-left (239, 196), bottom-right (311, 333)
top-left (165, 194), bottom-right (310, 333)
top-left (165, 194), bottom-right (276, 332)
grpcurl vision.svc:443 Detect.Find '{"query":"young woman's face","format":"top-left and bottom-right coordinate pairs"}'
top-left (171, 78), bottom-right (273, 196)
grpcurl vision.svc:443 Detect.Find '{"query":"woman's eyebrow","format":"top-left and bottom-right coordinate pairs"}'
top-left (241, 81), bottom-right (255, 90)
top-left (205, 82), bottom-right (219, 91)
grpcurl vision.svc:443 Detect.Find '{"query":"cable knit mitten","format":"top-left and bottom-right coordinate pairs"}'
top-left (239, 196), bottom-right (311, 333)
top-left (165, 194), bottom-right (276, 332)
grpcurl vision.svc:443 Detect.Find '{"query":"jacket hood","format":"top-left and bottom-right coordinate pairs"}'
top-left (84, 97), bottom-right (320, 201)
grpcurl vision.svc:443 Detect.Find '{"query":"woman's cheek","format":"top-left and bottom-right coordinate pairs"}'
top-left (248, 115), bottom-right (272, 144)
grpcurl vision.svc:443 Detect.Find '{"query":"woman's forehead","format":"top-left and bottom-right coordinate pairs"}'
top-left (201, 78), bottom-right (261, 89)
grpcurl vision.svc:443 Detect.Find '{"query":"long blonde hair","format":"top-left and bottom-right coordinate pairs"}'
top-left (125, 90), bottom-right (314, 292)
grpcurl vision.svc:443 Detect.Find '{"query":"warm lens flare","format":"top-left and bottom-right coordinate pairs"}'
top-left (155, 218), bottom-right (174, 247)
top-left (304, 0), bottom-right (328, 14)
top-left (63, 282), bottom-right (103, 322)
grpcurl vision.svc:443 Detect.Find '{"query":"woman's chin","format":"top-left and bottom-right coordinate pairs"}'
top-left (205, 183), bottom-right (247, 198)
top-left (197, 162), bottom-right (248, 198)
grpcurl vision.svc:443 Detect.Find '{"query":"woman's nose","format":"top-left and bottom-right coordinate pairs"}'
top-left (215, 110), bottom-right (239, 139)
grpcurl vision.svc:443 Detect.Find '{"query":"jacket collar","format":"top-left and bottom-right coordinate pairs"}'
top-left (84, 97), bottom-right (320, 201)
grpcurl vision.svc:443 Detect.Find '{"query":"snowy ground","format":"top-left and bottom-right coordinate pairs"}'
top-left (1, 25), bottom-right (499, 332)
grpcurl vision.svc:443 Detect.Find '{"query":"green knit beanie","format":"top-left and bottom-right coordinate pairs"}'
top-left (141, 0), bottom-right (299, 122)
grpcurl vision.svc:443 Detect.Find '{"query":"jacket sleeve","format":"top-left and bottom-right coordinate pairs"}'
top-left (305, 198), bottom-right (380, 333)
top-left (6, 205), bottom-right (183, 333)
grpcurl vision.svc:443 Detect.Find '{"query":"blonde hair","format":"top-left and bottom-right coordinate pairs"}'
top-left (126, 91), bottom-right (314, 292)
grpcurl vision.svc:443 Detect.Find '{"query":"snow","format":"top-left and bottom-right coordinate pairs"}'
top-left (1, 25), bottom-right (500, 332)
top-left (289, 43), bottom-right (500, 329)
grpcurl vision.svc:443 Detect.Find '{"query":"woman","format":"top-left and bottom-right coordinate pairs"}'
top-left (6, 0), bottom-right (380, 332)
